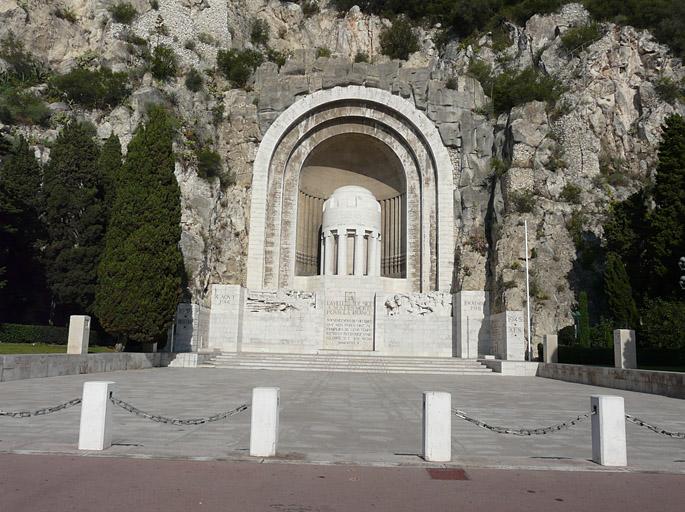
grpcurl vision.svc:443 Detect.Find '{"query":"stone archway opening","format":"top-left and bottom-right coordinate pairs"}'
top-left (295, 133), bottom-right (407, 279)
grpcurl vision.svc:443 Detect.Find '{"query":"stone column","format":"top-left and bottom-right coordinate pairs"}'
top-left (543, 334), bottom-right (558, 363)
top-left (324, 231), bottom-right (335, 275)
top-left (337, 230), bottom-right (348, 276)
top-left (368, 232), bottom-right (379, 276)
top-left (614, 329), bottom-right (637, 369)
top-left (591, 395), bottom-right (627, 466)
top-left (319, 234), bottom-right (325, 275)
top-left (67, 315), bottom-right (91, 355)
top-left (354, 229), bottom-right (364, 276)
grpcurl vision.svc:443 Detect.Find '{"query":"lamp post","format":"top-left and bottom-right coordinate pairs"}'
top-left (524, 220), bottom-right (532, 361)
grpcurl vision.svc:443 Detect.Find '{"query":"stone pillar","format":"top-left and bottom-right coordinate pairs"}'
top-left (543, 334), bottom-right (558, 363)
top-left (354, 229), bottom-right (364, 276)
top-left (614, 329), bottom-right (637, 369)
top-left (319, 234), bottom-right (325, 275)
top-left (368, 232), bottom-right (378, 276)
top-left (422, 392), bottom-right (451, 462)
top-left (591, 395), bottom-right (627, 466)
top-left (78, 381), bottom-right (114, 451)
top-left (250, 387), bottom-right (280, 457)
top-left (324, 232), bottom-right (335, 275)
top-left (67, 315), bottom-right (91, 355)
top-left (207, 284), bottom-right (245, 352)
top-left (337, 230), bottom-right (348, 276)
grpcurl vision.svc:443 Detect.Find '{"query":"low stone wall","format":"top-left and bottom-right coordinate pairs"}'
top-left (0, 353), bottom-right (178, 382)
top-left (537, 363), bottom-right (685, 399)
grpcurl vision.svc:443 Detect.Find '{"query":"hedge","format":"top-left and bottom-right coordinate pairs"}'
top-left (0, 323), bottom-right (114, 346)
top-left (558, 345), bottom-right (685, 367)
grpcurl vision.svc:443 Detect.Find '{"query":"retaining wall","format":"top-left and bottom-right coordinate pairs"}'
top-left (0, 353), bottom-right (177, 382)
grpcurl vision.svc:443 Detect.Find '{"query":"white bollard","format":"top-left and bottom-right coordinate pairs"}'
top-left (591, 395), bottom-right (627, 467)
top-left (543, 334), bottom-right (558, 363)
top-left (67, 315), bottom-right (91, 355)
top-left (422, 392), bottom-right (451, 462)
top-left (250, 387), bottom-right (280, 457)
top-left (78, 381), bottom-right (115, 451)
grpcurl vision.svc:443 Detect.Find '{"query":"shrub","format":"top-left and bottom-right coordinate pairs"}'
top-left (0, 88), bottom-right (51, 126)
top-left (250, 18), bottom-right (270, 46)
top-left (216, 49), bottom-right (264, 88)
top-left (640, 298), bottom-right (685, 349)
top-left (565, 209), bottom-right (585, 247)
top-left (50, 67), bottom-right (130, 109)
top-left (184, 39), bottom-right (196, 51)
top-left (0, 323), bottom-right (113, 346)
top-left (560, 22), bottom-right (602, 53)
top-left (196, 148), bottom-right (222, 179)
top-left (316, 47), bottom-right (331, 58)
top-left (150, 45), bottom-right (178, 81)
top-left (467, 59), bottom-right (493, 93)
top-left (53, 6), bottom-right (77, 23)
top-left (508, 190), bottom-right (535, 213)
top-left (300, 0), bottom-right (320, 16)
top-left (0, 33), bottom-right (47, 85)
top-left (354, 51), bottom-right (369, 63)
top-left (198, 32), bottom-right (216, 45)
top-left (185, 68), bottom-right (203, 92)
top-left (380, 16), bottom-right (419, 60)
top-left (109, 2), bottom-right (138, 24)
top-left (492, 67), bottom-right (565, 114)
top-left (559, 183), bottom-right (582, 204)
top-left (150, 0), bottom-right (159, 9)
top-left (655, 77), bottom-right (684, 105)
top-left (266, 48), bottom-right (287, 68)
top-left (445, 76), bottom-right (458, 90)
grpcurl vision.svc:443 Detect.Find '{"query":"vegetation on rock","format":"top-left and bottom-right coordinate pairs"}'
top-left (109, 2), bottom-right (138, 25)
top-left (50, 67), bottom-right (130, 109)
top-left (380, 16), bottom-right (419, 60)
top-left (150, 45), bottom-right (178, 81)
top-left (217, 49), bottom-right (264, 88)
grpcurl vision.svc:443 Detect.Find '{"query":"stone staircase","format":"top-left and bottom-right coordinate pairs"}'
top-left (200, 352), bottom-right (494, 375)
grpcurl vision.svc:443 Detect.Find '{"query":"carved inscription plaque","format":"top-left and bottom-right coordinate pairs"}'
top-left (324, 291), bottom-right (374, 350)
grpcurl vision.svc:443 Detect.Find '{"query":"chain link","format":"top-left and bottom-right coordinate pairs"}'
top-left (109, 396), bottom-right (249, 426)
top-left (452, 408), bottom-right (592, 436)
top-left (625, 414), bottom-right (685, 439)
top-left (0, 398), bottom-right (82, 418)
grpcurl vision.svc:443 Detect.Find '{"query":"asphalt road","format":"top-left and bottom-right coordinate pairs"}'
top-left (2, 454), bottom-right (684, 512)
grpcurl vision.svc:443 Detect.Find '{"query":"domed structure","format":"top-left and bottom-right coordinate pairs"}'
top-left (321, 186), bottom-right (381, 276)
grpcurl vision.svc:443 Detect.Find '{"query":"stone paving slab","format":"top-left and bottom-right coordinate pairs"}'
top-left (0, 368), bottom-right (683, 472)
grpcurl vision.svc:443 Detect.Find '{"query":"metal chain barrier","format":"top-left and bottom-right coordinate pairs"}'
top-left (625, 414), bottom-right (685, 439)
top-left (109, 396), bottom-right (249, 426)
top-left (452, 408), bottom-right (592, 436)
top-left (0, 398), bottom-right (82, 418)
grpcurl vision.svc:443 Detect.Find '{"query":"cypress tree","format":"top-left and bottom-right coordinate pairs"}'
top-left (604, 252), bottom-right (639, 330)
top-left (577, 291), bottom-right (591, 347)
top-left (0, 137), bottom-right (48, 322)
top-left (98, 134), bottom-right (122, 222)
top-left (646, 114), bottom-right (685, 297)
top-left (95, 107), bottom-right (184, 345)
top-left (43, 122), bottom-right (104, 321)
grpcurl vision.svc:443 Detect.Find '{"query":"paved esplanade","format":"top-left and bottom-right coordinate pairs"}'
top-left (1, 369), bottom-right (684, 471)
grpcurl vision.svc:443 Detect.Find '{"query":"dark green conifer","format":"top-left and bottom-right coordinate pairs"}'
top-left (577, 291), bottom-right (591, 347)
top-left (98, 134), bottom-right (122, 221)
top-left (43, 122), bottom-right (104, 320)
top-left (95, 107), bottom-right (183, 345)
top-left (604, 252), bottom-right (639, 330)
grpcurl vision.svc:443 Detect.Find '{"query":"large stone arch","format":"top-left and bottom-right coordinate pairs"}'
top-left (247, 86), bottom-right (455, 292)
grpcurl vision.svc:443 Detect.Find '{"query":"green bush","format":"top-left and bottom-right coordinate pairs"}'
top-left (558, 345), bottom-right (613, 365)
top-left (0, 33), bottom-right (47, 85)
top-left (0, 323), bottom-right (113, 346)
top-left (560, 22), bottom-right (602, 53)
top-left (184, 68), bottom-right (203, 92)
top-left (640, 298), bottom-right (685, 349)
top-left (492, 67), bottom-right (565, 114)
top-left (53, 6), bottom-right (77, 23)
top-left (316, 47), bottom-right (331, 58)
top-left (250, 19), bottom-right (270, 46)
top-left (468, 59), bottom-right (493, 92)
top-left (50, 67), bottom-right (130, 109)
top-left (300, 1), bottom-right (320, 16)
top-left (217, 49), bottom-right (264, 87)
top-left (109, 2), bottom-right (138, 24)
top-left (0, 87), bottom-right (51, 126)
top-left (559, 183), bottom-right (582, 204)
top-left (354, 51), bottom-right (369, 63)
top-left (196, 148), bottom-right (222, 179)
top-left (508, 190), bottom-right (536, 213)
top-left (150, 45), bottom-right (178, 81)
top-left (266, 48), bottom-right (287, 68)
top-left (655, 77), bottom-right (684, 105)
top-left (380, 16), bottom-right (419, 60)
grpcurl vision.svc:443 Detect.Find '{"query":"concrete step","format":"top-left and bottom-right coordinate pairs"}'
top-left (201, 352), bottom-right (494, 375)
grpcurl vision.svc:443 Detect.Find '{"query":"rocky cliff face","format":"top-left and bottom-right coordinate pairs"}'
top-left (1, 1), bottom-right (683, 342)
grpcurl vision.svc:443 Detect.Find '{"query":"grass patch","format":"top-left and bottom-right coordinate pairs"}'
top-left (0, 343), bottom-right (115, 354)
